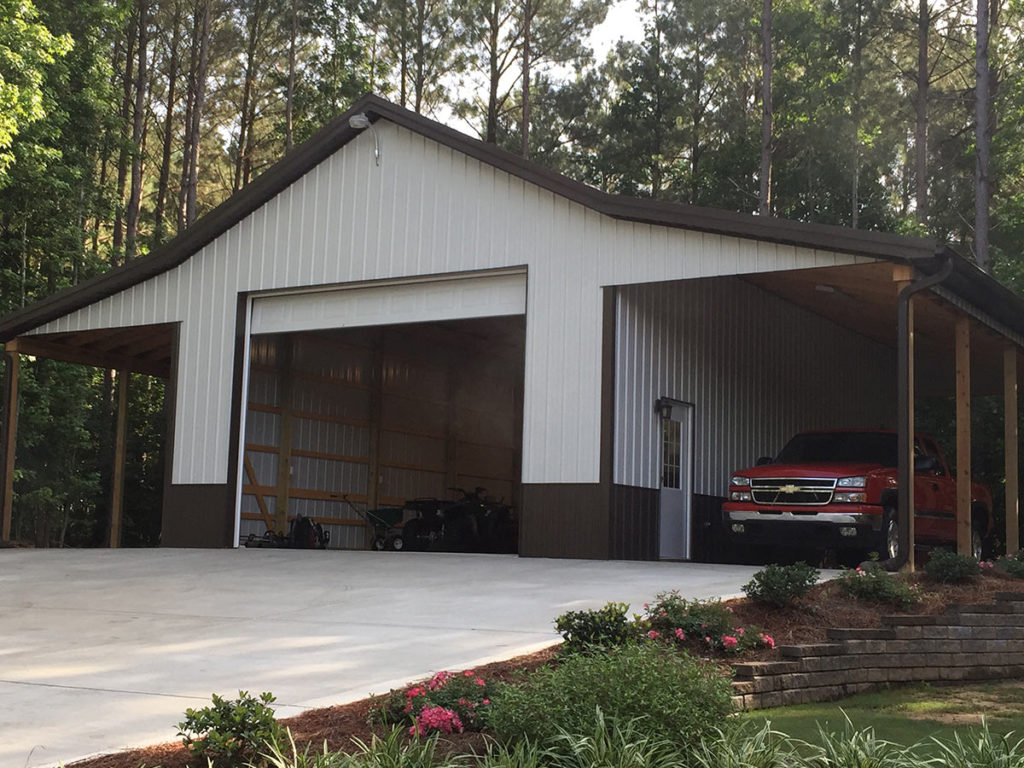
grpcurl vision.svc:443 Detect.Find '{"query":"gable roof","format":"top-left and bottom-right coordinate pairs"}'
top-left (0, 93), bottom-right (1015, 342)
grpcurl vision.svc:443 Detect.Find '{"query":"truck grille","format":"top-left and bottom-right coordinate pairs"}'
top-left (750, 478), bottom-right (836, 506)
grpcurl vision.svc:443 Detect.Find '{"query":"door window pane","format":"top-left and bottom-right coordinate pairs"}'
top-left (662, 418), bottom-right (681, 489)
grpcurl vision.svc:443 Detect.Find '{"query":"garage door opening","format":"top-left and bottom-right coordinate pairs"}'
top-left (239, 315), bottom-right (525, 553)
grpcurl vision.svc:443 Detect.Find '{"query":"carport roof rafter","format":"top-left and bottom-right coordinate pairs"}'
top-left (0, 92), bottom-right (1017, 344)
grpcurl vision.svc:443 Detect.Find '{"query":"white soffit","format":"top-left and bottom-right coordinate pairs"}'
top-left (250, 271), bottom-right (527, 335)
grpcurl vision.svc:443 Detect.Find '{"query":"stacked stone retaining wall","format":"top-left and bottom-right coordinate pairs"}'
top-left (732, 590), bottom-right (1024, 710)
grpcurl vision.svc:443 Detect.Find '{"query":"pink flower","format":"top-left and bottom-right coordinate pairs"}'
top-left (674, 628), bottom-right (685, 640)
top-left (735, 627), bottom-right (745, 636)
top-left (475, 678), bottom-right (486, 686)
top-left (759, 633), bottom-right (775, 649)
top-left (647, 630), bottom-right (660, 639)
top-left (704, 636), bottom-right (712, 645)
top-left (463, 670), bottom-right (475, 677)
top-left (428, 671), bottom-right (451, 691)
top-left (722, 635), bottom-right (739, 649)
top-left (726, 606), bottom-right (734, 613)
top-left (981, 560), bottom-right (994, 570)
top-left (410, 705), bottom-right (463, 736)
top-left (643, 603), bottom-right (649, 608)
top-left (482, 698), bottom-right (490, 705)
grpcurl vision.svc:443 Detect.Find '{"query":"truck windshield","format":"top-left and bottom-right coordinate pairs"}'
top-left (774, 432), bottom-right (897, 466)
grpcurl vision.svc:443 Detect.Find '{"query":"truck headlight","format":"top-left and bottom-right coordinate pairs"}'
top-left (834, 491), bottom-right (867, 503)
top-left (730, 476), bottom-right (750, 487)
top-left (837, 476), bottom-right (866, 488)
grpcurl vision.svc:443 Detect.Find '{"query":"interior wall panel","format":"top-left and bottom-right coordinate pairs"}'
top-left (614, 277), bottom-right (897, 496)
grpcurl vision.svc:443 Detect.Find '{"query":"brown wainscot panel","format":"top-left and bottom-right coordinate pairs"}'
top-left (519, 483), bottom-right (609, 559)
top-left (691, 494), bottom-right (726, 563)
top-left (162, 483), bottom-right (234, 547)
top-left (609, 484), bottom-right (659, 561)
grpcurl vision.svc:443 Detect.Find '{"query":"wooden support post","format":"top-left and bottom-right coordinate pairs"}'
top-left (2, 351), bottom-right (20, 542)
top-left (367, 346), bottom-right (383, 515)
top-left (109, 371), bottom-right (129, 548)
top-left (905, 296), bottom-right (916, 571)
top-left (275, 337), bottom-right (294, 536)
top-left (1006, 347), bottom-right (1020, 555)
top-left (955, 315), bottom-right (972, 556)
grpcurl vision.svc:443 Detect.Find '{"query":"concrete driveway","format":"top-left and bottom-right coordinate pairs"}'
top-left (0, 548), bottom-right (762, 767)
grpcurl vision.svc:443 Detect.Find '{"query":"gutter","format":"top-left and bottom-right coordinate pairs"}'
top-left (893, 249), bottom-right (954, 570)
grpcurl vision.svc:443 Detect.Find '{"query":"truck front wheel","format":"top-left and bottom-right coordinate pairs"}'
top-left (883, 508), bottom-right (900, 561)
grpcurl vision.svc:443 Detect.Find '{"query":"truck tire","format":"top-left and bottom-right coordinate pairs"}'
top-left (883, 507), bottom-right (900, 561)
top-left (970, 513), bottom-right (988, 561)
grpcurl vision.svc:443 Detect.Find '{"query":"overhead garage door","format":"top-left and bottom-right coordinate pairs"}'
top-left (239, 271), bottom-right (527, 550)
top-left (250, 271), bottom-right (527, 335)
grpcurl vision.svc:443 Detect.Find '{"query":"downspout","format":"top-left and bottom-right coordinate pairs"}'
top-left (894, 250), bottom-right (954, 570)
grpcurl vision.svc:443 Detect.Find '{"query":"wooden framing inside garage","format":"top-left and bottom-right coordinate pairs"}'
top-left (237, 317), bottom-right (525, 549)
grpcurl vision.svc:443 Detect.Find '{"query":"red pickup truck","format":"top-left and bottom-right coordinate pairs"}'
top-left (722, 429), bottom-right (993, 562)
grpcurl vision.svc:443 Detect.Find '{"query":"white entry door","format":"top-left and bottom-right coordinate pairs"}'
top-left (659, 401), bottom-right (693, 560)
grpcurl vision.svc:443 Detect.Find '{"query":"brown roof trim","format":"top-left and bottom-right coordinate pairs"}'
top-left (0, 93), bottom-right (1002, 342)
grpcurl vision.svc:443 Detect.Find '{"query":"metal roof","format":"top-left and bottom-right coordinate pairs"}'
top-left (0, 93), bottom-right (1018, 342)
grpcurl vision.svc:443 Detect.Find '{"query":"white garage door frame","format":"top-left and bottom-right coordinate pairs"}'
top-left (232, 268), bottom-right (529, 546)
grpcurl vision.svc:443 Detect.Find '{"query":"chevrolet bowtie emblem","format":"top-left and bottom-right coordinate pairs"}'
top-left (779, 484), bottom-right (799, 494)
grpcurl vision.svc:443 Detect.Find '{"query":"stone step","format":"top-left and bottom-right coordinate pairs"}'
top-left (826, 627), bottom-right (896, 641)
top-left (779, 643), bottom-right (845, 658)
top-left (881, 614), bottom-right (944, 626)
top-left (732, 661), bottom-right (801, 679)
top-left (995, 592), bottom-right (1024, 602)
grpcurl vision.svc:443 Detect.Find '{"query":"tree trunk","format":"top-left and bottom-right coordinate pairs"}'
top-left (125, 0), bottom-right (150, 262)
top-left (286, 0), bottom-right (297, 151)
top-left (914, 0), bottom-right (929, 226)
top-left (234, 1), bottom-right (264, 192)
top-left (185, 0), bottom-right (210, 227)
top-left (758, 0), bottom-right (773, 216)
top-left (414, 0), bottom-right (425, 113)
top-left (178, 2), bottom-right (199, 232)
top-left (112, 11), bottom-right (138, 265)
top-left (485, 0), bottom-right (500, 144)
top-left (520, 0), bottom-right (531, 157)
top-left (154, 1), bottom-right (182, 245)
top-left (975, 0), bottom-right (990, 270)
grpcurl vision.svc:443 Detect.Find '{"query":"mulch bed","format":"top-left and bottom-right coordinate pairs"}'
top-left (69, 571), bottom-right (1014, 768)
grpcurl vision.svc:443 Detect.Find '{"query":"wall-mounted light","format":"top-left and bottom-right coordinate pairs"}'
top-left (348, 112), bottom-right (381, 167)
top-left (655, 398), bottom-right (674, 420)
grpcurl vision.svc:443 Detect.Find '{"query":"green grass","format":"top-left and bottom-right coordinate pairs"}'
top-left (742, 682), bottom-right (1024, 749)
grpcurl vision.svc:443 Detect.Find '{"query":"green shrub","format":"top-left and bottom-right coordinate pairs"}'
top-left (691, 721), bottom-right (795, 768)
top-left (177, 690), bottom-right (281, 767)
top-left (485, 643), bottom-right (733, 754)
top-left (345, 729), bottom-right (466, 767)
top-left (930, 720), bottom-right (1024, 768)
top-left (924, 549), bottom-right (981, 584)
top-left (994, 550), bottom-right (1024, 579)
top-left (742, 562), bottom-right (820, 607)
top-left (542, 711), bottom-right (685, 768)
top-left (553, 602), bottom-right (633, 653)
top-left (641, 591), bottom-right (774, 653)
top-left (370, 670), bottom-right (494, 736)
top-left (837, 567), bottom-right (921, 609)
top-left (802, 719), bottom-right (913, 768)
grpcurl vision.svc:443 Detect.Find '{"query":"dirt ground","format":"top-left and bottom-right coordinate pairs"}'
top-left (69, 572), bottom-right (1018, 768)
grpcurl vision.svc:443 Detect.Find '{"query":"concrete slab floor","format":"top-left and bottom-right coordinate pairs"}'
top-left (0, 548), bottom-right (763, 767)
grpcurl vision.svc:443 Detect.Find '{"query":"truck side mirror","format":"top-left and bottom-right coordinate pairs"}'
top-left (914, 455), bottom-right (939, 473)
top-left (755, 456), bottom-right (773, 466)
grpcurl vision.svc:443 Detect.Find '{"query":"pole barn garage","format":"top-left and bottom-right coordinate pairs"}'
top-left (1, 94), bottom-right (1023, 561)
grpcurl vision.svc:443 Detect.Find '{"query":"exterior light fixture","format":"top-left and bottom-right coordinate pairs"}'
top-left (348, 112), bottom-right (380, 166)
top-left (655, 398), bottom-right (674, 420)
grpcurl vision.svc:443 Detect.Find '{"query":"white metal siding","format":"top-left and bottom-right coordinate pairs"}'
top-left (28, 122), bottom-right (867, 485)
top-left (614, 277), bottom-right (898, 495)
